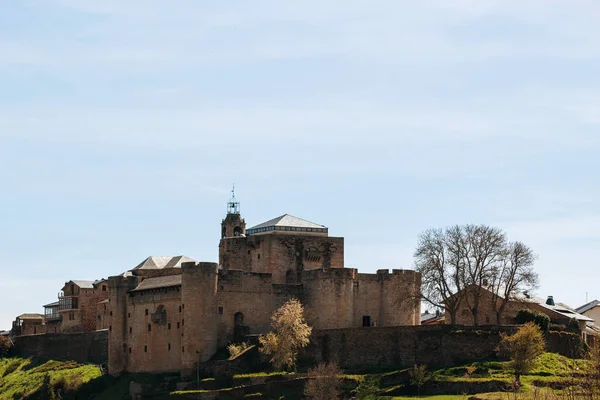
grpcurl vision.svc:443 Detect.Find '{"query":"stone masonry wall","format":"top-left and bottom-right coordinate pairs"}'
top-left (302, 325), bottom-right (585, 369)
top-left (14, 330), bottom-right (108, 365)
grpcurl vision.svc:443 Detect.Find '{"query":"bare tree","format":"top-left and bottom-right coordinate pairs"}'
top-left (304, 362), bottom-right (342, 400)
top-left (488, 241), bottom-right (538, 324)
top-left (415, 224), bottom-right (537, 326)
top-left (414, 227), bottom-right (465, 325)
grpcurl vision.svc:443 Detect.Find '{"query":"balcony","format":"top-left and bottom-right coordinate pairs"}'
top-left (58, 297), bottom-right (79, 311)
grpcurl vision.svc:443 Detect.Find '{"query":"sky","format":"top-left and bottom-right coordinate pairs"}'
top-left (1, 0), bottom-right (600, 330)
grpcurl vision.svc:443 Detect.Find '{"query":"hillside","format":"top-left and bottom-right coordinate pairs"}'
top-left (0, 357), bottom-right (129, 400)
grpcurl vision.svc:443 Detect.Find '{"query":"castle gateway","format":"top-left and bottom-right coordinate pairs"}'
top-left (108, 192), bottom-right (421, 375)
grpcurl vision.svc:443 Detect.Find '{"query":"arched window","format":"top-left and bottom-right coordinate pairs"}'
top-left (233, 226), bottom-right (242, 236)
top-left (234, 312), bottom-right (244, 327)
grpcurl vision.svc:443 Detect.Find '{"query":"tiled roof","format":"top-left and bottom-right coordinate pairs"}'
top-left (247, 214), bottom-right (326, 231)
top-left (526, 296), bottom-right (593, 322)
top-left (18, 313), bottom-right (44, 320)
top-left (132, 256), bottom-right (196, 270)
top-left (130, 275), bottom-right (182, 292)
top-left (576, 299), bottom-right (600, 314)
top-left (71, 280), bottom-right (95, 289)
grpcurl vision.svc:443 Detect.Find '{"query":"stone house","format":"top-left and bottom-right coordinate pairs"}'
top-left (43, 301), bottom-right (60, 334)
top-left (59, 279), bottom-right (109, 333)
top-left (107, 194), bottom-right (421, 376)
top-left (449, 285), bottom-right (592, 332)
top-left (576, 300), bottom-right (600, 324)
top-left (11, 314), bottom-right (44, 336)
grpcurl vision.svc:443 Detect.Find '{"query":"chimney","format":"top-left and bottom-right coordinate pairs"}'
top-left (546, 296), bottom-right (555, 306)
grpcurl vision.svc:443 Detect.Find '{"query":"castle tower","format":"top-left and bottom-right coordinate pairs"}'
top-left (181, 261), bottom-right (219, 377)
top-left (221, 185), bottom-right (246, 239)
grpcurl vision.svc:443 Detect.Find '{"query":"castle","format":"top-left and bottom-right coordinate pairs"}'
top-left (107, 192), bottom-right (421, 375)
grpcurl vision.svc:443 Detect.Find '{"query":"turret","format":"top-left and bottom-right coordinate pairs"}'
top-left (221, 186), bottom-right (246, 238)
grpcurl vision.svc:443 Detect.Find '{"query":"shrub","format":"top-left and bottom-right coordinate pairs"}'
top-left (304, 362), bottom-right (342, 400)
top-left (549, 323), bottom-right (565, 332)
top-left (567, 318), bottom-right (581, 332)
top-left (0, 336), bottom-right (12, 358)
top-left (501, 322), bottom-right (546, 386)
top-left (354, 375), bottom-right (382, 400)
top-left (227, 342), bottom-right (251, 359)
top-left (515, 309), bottom-right (550, 332)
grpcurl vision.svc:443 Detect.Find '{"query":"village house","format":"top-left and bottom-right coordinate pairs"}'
top-left (11, 314), bottom-right (44, 336)
top-left (106, 192), bottom-right (422, 376)
top-left (58, 279), bottom-right (109, 333)
top-left (449, 285), bottom-right (595, 340)
top-left (43, 301), bottom-right (60, 334)
top-left (576, 300), bottom-right (600, 324)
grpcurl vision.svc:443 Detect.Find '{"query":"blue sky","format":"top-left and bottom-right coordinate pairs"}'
top-left (1, 0), bottom-right (599, 330)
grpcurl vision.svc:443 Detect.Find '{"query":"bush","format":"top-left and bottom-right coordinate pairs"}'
top-left (227, 342), bottom-right (251, 359)
top-left (408, 364), bottom-right (428, 396)
top-left (354, 375), bottom-right (382, 400)
top-left (568, 318), bottom-right (581, 332)
top-left (549, 323), bottom-right (565, 332)
top-left (0, 336), bottom-right (12, 358)
top-left (304, 362), bottom-right (342, 400)
top-left (515, 309), bottom-right (550, 332)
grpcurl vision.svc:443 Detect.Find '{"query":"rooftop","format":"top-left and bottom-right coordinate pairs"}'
top-left (132, 255), bottom-right (196, 270)
top-left (246, 214), bottom-right (327, 235)
top-left (576, 299), bottom-right (600, 315)
top-left (43, 301), bottom-right (59, 308)
top-left (17, 313), bottom-right (44, 320)
top-left (130, 275), bottom-right (182, 292)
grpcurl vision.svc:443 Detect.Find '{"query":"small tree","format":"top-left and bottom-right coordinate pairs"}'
top-left (501, 322), bottom-right (545, 386)
top-left (259, 299), bottom-right (312, 371)
top-left (409, 364), bottom-right (428, 396)
top-left (304, 362), bottom-right (342, 400)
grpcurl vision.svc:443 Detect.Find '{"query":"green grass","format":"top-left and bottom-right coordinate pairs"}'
top-left (233, 371), bottom-right (293, 379)
top-left (0, 357), bottom-right (102, 400)
top-left (389, 396), bottom-right (470, 399)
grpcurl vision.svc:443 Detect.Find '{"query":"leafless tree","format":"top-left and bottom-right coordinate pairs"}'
top-left (415, 224), bottom-right (537, 326)
top-left (414, 227), bottom-right (465, 325)
top-left (488, 241), bottom-right (538, 324)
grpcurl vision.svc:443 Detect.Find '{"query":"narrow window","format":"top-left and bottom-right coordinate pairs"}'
top-left (148, 324), bottom-right (151, 332)
top-left (102, 285), bottom-right (107, 291)
top-left (182, 304), bottom-right (185, 310)
top-left (218, 307), bottom-right (223, 315)
top-left (179, 306), bottom-right (182, 313)
top-left (177, 322), bottom-right (180, 329)
top-left (168, 343), bottom-right (171, 351)
top-left (110, 311), bottom-right (113, 316)
top-left (168, 323), bottom-right (171, 330)
top-left (109, 325), bottom-right (112, 331)
top-left (258, 254), bottom-right (261, 260)
top-left (247, 250), bottom-right (250, 255)
top-left (182, 319), bottom-right (184, 326)
top-left (144, 345), bottom-right (147, 353)
top-left (182, 346), bottom-right (184, 353)
top-left (129, 347), bottom-right (131, 354)
top-left (128, 312), bottom-right (131, 318)
top-left (145, 309), bottom-right (148, 316)
top-left (129, 327), bottom-right (132, 334)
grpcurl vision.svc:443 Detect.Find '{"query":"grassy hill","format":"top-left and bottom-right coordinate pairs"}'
top-left (0, 357), bottom-right (130, 400)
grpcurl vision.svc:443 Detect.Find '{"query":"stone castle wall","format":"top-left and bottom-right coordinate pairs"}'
top-left (220, 234), bottom-right (344, 284)
top-left (14, 330), bottom-right (108, 365)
